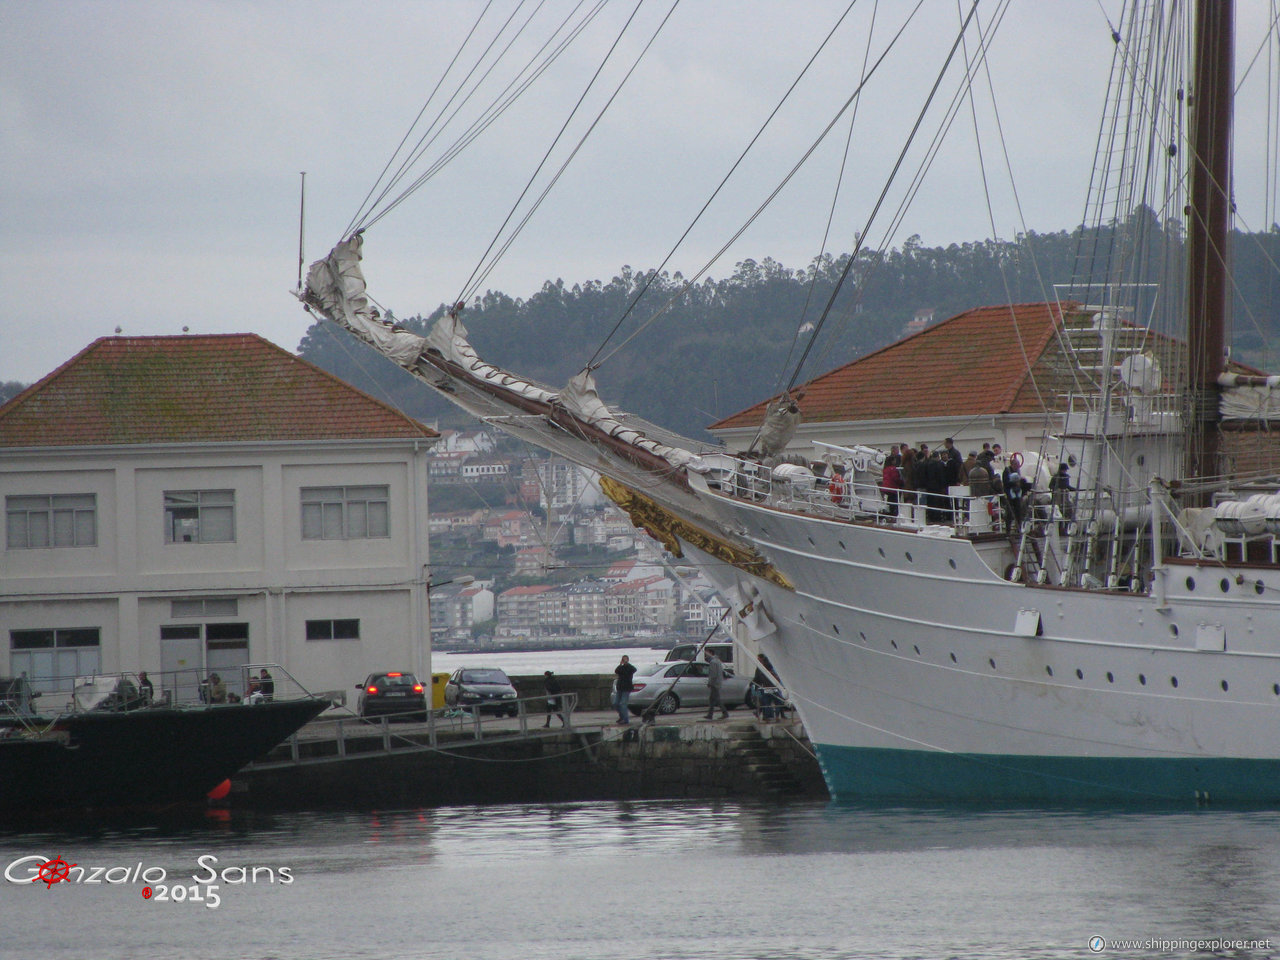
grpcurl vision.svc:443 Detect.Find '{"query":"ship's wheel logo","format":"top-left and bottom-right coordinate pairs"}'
top-left (36, 856), bottom-right (76, 889)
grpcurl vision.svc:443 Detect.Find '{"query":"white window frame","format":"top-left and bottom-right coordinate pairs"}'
top-left (9, 627), bottom-right (102, 693)
top-left (164, 489), bottom-right (235, 544)
top-left (300, 485), bottom-right (390, 541)
top-left (5, 494), bottom-right (97, 549)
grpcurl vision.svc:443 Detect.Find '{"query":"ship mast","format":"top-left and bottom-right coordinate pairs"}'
top-left (1183, 0), bottom-right (1234, 498)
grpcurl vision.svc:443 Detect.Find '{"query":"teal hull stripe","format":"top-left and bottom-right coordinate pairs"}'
top-left (815, 744), bottom-right (1280, 804)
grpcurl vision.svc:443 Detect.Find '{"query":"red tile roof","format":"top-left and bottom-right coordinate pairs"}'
top-left (711, 302), bottom-right (1071, 430)
top-left (0, 334), bottom-right (436, 447)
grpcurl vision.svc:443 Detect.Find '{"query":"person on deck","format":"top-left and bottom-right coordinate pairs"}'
top-left (207, 673), bottom-right (227, 704)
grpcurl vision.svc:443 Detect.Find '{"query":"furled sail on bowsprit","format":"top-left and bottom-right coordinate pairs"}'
top-left (300, 233), bottom-right (711, 476)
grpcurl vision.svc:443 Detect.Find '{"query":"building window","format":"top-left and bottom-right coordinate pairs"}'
top-left (164, 490), bottom-right (235, 543)
top-left (305, 619), bottom-right (361, 641)
top-left (9, 628), bottom-right (102, 693)
top-left (5, 494), bottom-right (97, 549)
top-left (301, 486), bottom-right (389, 540)
top-left (171, 598), bottom-right (239, 618)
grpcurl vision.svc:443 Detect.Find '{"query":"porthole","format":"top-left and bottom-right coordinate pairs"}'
top-left (1221, 680), bottom-right (1229, 692)
top-left (989, 658), bottom-right (997, 670)
top-left (838, 540), bottom-right (846, 551)
top-left (913, 645), bottom-right (921, 656)
top-left (1045, 666), bottom-right (1054, 677)
top-left (832, 624), bottom-right (840, 635)
top-left (1170, 624), bottom-right (1179, 638)
top-left (890, 639), bottom-right (898, 649)
top-left (877, 547), bottom-right (886, 558)
top-left (1170, 676), bottom-right (1179, 688)
top-left (807, 536), bottom-right (815, 547)
top-left (799, 613), bottom-right (806, 623)
top-left (1106, 672), bottom-right (1115, 683)
top-left (950, 652), bottom-right (957, 663)
top-left (1220, 578), bottom-right (1230, 594)
top-left (1274, 683), bottom-right (1280, 696)
top-left (904, 551), bottom-right (913, 563)
top-left (1139, 673), bottom-right (1147, 685)
top-left (859, 632), bottom-right (867, 642)
top-left (1185, 576), bottom-right (1196, 591)
top-left (1257, 581), bottom-right (1266, 595)
top-left (1075, 669), bottom-right (1084, 680)
top-left (948, 558), bottom-right (957, 570)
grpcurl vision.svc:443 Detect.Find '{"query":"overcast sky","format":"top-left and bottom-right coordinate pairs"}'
top-left (3, 1), bottom-right (1276, 387)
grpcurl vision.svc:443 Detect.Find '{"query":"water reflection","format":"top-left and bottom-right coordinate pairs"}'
top-left (4, 801), bottom-right (1280, 960)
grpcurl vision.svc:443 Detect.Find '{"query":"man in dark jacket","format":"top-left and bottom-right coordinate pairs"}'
top-left (613, 656), bottom-right (637, 726)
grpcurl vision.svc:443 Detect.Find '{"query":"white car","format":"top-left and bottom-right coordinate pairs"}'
top-left (626, 661), bottom-right (753, 715)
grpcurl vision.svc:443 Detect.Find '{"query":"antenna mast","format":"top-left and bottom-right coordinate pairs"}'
top-left (296, 171), bottom-right (307, 292)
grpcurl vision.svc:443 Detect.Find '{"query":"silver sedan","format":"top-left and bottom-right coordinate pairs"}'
top-left (626, 661), bottom-right (753, 715)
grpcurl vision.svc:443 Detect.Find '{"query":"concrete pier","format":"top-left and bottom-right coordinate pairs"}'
top-left (233, 709), bottom-right (828, 809)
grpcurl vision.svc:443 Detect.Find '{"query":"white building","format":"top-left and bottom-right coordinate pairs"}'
top-left (0, 334), bottom-right (438, 704)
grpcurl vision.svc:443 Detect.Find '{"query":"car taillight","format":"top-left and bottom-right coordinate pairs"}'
top-left (631, 683), bottom-right (646, 691)
top-left (412, 684), bottom-right (423, 693)
top-left (367, 685), bottom-right (379, 695)
top-left (387, 672), bottom-right (403, 678)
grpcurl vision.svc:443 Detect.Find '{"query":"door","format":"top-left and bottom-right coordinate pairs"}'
top-left (160, 626), bottom-right (203, 703)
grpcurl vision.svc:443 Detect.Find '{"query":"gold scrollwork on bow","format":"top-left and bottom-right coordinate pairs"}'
top-left (598, 476), bottom-right (793, 590)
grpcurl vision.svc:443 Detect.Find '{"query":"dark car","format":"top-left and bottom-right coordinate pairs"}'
top-left (444, 667), bottom-right (519, 717)
top-left (355, 671), bottom-right (428, 721)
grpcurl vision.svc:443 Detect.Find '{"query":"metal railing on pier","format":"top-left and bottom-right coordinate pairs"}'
top-left (253, 691), bottom-right (581, 770)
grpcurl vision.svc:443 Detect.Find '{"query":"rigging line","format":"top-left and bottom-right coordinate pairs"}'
top-left (343, 0), bottom-right (498, 240)
top-left (365, 0), bottom-right (606, 233)
top-left (360, 0), bottom-right (549, 229)
top-left (785, 0), bottom-right (982, 394)
top-left (791, 0), bottom-right (1012, 385)
top-left (769, 0), bottom-right (881, 401)
top-left (790, 2), bottom-right (998, 385)
top-left (463, 0), bottom-right (682, 301)
top-left (584, 0), bottom-right (862, 372)
top-left (1235, 5), bottom-right (1280, 91)
top-left (955, 0), bottom-right (1062, 418)
top-left (454, 0), bottom-right (649, 308)
top-left (350, 0), bottom-right (531, 239)
top-left (593, 0), bottom-right (926, 371)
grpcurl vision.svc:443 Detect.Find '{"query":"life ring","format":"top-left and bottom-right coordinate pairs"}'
top-left (1009, 452), bottom-right (1024, 469)
top-left (829, 474), bottom-right (847, 506)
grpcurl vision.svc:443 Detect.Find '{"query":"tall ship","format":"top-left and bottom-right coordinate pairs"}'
top-left (300, 1), bottom-right (1280, 802)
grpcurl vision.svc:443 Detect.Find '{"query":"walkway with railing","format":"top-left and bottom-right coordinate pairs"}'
top-left (249, 692), bottom-right (583, 770)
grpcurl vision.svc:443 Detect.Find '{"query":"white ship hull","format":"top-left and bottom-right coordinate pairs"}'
top-left (677, 492), bottom-right (1280, 803)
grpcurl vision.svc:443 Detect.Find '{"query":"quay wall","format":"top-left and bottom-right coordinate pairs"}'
top-left (234, 719), bottom-right (828, 810)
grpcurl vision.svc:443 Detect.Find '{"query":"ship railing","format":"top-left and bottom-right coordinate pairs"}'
top-left (266, 691), bottom-right (580, 765)
top-left (10, 665), bottom-right (322, 715)
top-left (706, 456), bottom-right (1009, 535)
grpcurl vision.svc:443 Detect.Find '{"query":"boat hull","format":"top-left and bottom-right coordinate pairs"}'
top-left (0, 698), bottom-right (327, 814)
top-left (817, 746), bottom-right (1280, 804)
top-left (679, 493), bottom-right (1280, 804)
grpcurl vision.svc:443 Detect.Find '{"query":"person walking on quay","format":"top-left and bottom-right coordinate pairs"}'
top-left (704, 650), bottom-right (729, 720)
top-left (543, 670), bottom-right (565, 728)
top-left (613, 655), bottom-right (637, 726)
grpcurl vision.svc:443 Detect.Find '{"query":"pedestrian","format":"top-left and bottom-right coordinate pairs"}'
top-left (543, 670), bottom-right (565, 728)
top-left (704, 650), bottom-right (729, 720)
top-left (137, 670), bottom-right (154, 705)
top-left (613, 655), bottom-right (637, 725)
top-left (258, 668), bottom-right (275, 701)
